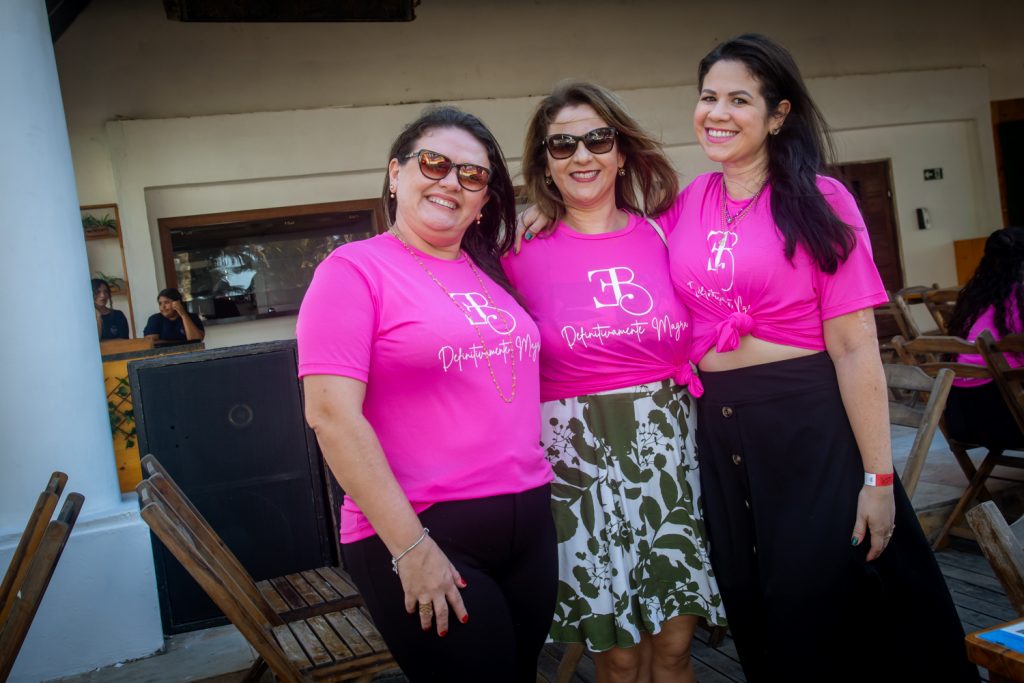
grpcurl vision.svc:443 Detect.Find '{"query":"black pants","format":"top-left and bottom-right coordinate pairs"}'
top-left (342, 485), bottom-right (558, 683)
top-left (945, 382), bottom-right (1024, 450)
top-left (697, 353), bottom-right (978, 683)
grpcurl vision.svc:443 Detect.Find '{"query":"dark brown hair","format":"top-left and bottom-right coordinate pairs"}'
top-left (521, 80), bottom-right (679, 230)
top-left (381, 106), bottom-right (519, 292)
top-left (698, 33), bottom-right (856, 273)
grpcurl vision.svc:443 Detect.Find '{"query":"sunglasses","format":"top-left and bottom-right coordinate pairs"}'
top-left (542, 127), bottom-right (618, 160)
top-left (403, 149), bottom-right (491, 192)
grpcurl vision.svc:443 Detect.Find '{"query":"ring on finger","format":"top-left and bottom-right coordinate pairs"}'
top-left (418, 602), bottom-right (433, 617)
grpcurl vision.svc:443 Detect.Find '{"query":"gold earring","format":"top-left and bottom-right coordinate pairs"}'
top-left (617, 167), bottom-right (626, 177)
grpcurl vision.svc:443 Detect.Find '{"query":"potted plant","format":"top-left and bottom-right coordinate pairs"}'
top-left (95, 271), bottom-right (127, 294)
top-left (83, 213), bottom-right (118, 238)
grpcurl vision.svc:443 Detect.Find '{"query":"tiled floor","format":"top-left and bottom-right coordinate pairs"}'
top-left (46, 428), bottom-right (1024, 683)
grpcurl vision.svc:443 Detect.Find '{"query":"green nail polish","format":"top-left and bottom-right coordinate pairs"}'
top-left (851, 537), bottom-right (859, 546)
top-left (524, 233), bottom-right (533, 241)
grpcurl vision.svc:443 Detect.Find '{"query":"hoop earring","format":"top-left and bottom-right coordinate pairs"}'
top-left (617, 167), bottom-right (626, 177)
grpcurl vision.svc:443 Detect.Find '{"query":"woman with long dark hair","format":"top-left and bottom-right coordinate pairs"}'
top-left (669, 34), bottom-right (977, 682)
top-left (297, 106), bottom-right (557, 681)
top-left (944, 226), bottom-right (1024, 449)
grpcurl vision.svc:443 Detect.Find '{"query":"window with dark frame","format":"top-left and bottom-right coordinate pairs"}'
top-left (157, 200), bottom-right (384, 325)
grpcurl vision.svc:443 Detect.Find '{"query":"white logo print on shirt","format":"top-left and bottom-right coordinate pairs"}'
top-left (706, 230), bottom-right (738, 292)
top-left (449, 292), bottom-right (517, 335)
top-left (587, 266), bottom-right (654, 316)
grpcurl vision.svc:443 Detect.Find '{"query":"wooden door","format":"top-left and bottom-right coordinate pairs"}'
top-left (830, 160), bottom-right (904, 293)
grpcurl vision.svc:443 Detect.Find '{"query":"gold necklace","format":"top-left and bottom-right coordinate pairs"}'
top-left (713, 175), bottom-right (767, 254)
top-left (390, 227), bottom-right (517, 403)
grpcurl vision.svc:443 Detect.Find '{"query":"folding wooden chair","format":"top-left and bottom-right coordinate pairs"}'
top-left (922, 287), bottom-right (960, 336)
top-left (0, 481), bottom-right (84, 682)
top-left (137, 470), bottom-right (394, 682)
top-left (966, 501), bottom-right (1024, 616)
top-left (0, 472), bottom-right (66, 625)
top-left (891, 334), bottom-right (1000, 547)
top-left (893, 285), bottom-right (940, 340)
top-left (884, 364), bottom-right (954, 499)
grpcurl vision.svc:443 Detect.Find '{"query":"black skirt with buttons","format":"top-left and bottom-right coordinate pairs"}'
top-left (696, 352), bottom-right (978, 683)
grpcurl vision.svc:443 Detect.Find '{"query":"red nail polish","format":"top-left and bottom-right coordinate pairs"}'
top-left (460, 614), bottom-right (469, 624)
top-left (439, 630), bottom-right (448, 637)
top-left (459, 579), bottom-right (468, 588)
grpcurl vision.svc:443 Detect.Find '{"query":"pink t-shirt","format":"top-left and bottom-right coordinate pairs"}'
top-left (296, 233), bottom-right (552, 543)
top-left (668, 172), bottom-right (888, 363)
top-left (502, 213), bottom-right (697, 401)
top-left (954, 300), bottom-right (1024, 387)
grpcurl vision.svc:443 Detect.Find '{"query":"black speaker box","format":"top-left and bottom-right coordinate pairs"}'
top-left (129, 340), bottom-right (337, 634)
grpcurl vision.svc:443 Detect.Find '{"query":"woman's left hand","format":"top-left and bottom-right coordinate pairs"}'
top-left (850, 484), bottom-right (896, 561)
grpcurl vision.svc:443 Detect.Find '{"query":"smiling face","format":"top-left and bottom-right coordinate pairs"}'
top-left (389, 126), bottom-right (491, 257)
top-left (158, 296), bottom-right (179, 319)
top-left (694, 59), bottom-right (789, 172)
top-left (545, 104), bottom-right (624, 214)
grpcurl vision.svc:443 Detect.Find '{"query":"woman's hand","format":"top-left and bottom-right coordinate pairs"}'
top-left (851, 484), bottom-right (896, 561)
top-left (512, 204), bottom-right (551, 254)
top-left (397, 535), bottom-right (468, 636)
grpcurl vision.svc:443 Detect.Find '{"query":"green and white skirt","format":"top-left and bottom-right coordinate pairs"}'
top-left (544, 379), bottom-right (725, 651)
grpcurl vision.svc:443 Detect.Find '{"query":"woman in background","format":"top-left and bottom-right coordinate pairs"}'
top-left (92, 278), bottom-right (129, 340)
top-left (944, 226), bottom-right (1024, 450)
top-left (505, 81), bottom-right (723, 683)
top-left (297, 106), bottom-right (556, 682)
top-left (143, 287), bottom-right (205, 342)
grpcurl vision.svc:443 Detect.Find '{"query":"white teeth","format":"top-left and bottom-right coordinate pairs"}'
top-left (708, 129), bottom-right (737, 138)
top-left (428, 197), bottom-right (456, 209)
top-left (572, 170), bottom-right (599, 179)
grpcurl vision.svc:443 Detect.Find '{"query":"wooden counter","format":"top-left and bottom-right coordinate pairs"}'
top-left (102, 341), bottom-right (204, 492)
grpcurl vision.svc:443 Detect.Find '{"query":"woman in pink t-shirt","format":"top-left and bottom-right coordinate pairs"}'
top-left (944, 226), bottom-right (1024, 449)
top-left (297, 107), bottom-right (556, 682)
top-left (669, 34), bottom-right (977, 682)
top-left (505, 81), bottom-right (724, 683)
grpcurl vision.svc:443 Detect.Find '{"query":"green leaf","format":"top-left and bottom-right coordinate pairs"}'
top-left (639, 497), bottom-right (662, 529)
top-left (552, 460), bottom-right (596, 488)
top-left (579, 491), bottom-right (596, 535)
top-left (553, 502), bottom-right (579, 543)
top-left (659, 471), bottom-right (679, 510)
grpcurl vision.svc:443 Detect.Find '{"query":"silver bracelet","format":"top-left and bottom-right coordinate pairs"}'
top-left (391, 527), bottom-right (430, 574)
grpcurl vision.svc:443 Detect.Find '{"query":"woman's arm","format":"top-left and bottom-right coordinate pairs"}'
top-left (824, 307), bottom-right (895, 562)
top-left (303, 374), bottom-right (467, 635)
top-left (172, 301), bottom-right (205, 341)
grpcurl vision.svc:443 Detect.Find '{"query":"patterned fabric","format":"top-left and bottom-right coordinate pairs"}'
top-left (544, 379), bottom-right (725, 651)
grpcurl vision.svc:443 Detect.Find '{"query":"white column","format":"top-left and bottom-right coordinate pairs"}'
top-left (0, 2), bottom-right (163, 680)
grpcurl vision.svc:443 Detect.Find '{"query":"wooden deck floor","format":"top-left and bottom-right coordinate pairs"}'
top-left (535, 543), bottom-right (1016, 683)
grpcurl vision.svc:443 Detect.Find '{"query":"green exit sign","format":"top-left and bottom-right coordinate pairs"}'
top-left (924, 168), bottom-right (944, 180)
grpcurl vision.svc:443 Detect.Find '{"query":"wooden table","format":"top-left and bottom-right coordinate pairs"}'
top-left (967, 617), bottom-right (1024, 682)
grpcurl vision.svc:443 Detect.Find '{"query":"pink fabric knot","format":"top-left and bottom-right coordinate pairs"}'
top-left (674, 364), bottom-right (704, 398)
top-left (714, 312), bottom-right (755, 352)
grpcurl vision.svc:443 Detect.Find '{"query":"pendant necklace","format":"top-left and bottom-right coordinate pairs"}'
top-left (390, 227), bottom-right (517, 403)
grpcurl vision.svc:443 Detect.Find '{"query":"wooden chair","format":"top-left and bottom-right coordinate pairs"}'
top-left (884, 364), bottom-right (955, 499)
top-left (923, 287), bottom-right (960, 335)
top-left (966, 501), bottom-right (1024, 616)
top-left (891, 334), bottom-right (999, 547)
top-left (139, 454), bottom-right (364, 623)
top-left (137, 469), bottom-right (395, 682)
top-left (893, 285), bottom-right (940, 339)
top-left (0, 472), bottom-right (67, 625)
top-left (0, 483), bottom-right (84, 682)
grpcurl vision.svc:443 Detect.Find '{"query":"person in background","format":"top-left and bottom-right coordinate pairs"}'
top-left (92, 278), bottom-right (129, 340)
top-left (944, 226), bottom-right (1024, 450)
top-left (143, 287), bottom-right (205, 342)
top-left (504, 81), bottom-right (724, 683)
top-left (297, 106), bottom-right (557, 682)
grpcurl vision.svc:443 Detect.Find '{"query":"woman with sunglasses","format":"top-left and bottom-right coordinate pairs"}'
top-left (297, 106), bottom-right (556, 682)
top-left (504, 81), bottom-right (724, 683)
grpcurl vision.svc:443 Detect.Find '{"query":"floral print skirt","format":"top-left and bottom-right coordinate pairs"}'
top-left (543, 378), bottom-right (725, 652)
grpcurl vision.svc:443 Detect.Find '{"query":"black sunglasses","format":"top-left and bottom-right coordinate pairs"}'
top-left (403, 149), bottom-right (491, 192)
top-left (542, 127), bottom-right (618, 160)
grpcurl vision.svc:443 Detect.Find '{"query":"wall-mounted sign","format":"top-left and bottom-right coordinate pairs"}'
top-left (923, 168), bottom-right (944, 181)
